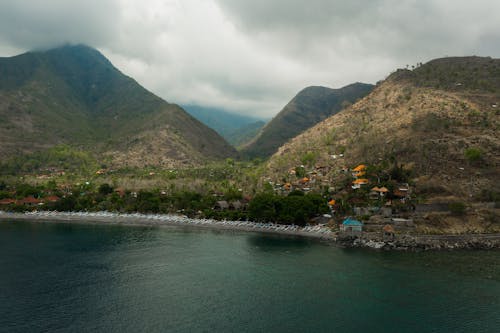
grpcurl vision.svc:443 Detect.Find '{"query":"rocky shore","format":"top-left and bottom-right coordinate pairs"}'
top-left (338, 233), bottom-right (500, 250)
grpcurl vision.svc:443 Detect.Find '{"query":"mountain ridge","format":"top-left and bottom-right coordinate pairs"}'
top-left (0, 44), bottom-right (237, 168)
top-left (241, 82), bottom-right (373, 158)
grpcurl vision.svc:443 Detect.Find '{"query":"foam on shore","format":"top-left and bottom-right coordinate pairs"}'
top-left (0, 210), bottom-right (336, 240)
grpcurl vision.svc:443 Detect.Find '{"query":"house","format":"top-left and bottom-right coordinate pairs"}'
top-left (382, 224), bottom-right (395, 241)
top-left (351, 178), bottom-right (369, 189)
top-left (351, 164), bottom-right (367, 177)
top-left (340, 218), bottom-right (363, 233)
top-left (44, 195), bottom-right (60, 203)
top-left (114, 188), bottom-right (126, 197)
top-left (0, 198), bottom-right (16, 205)
top-left (299, 177), bottom-right (310, 184)
top-left (19, 196), bottom-right (42, 206)
top-left (370, 186), bottom-right (389, 199)
top-left (352, 164), bottom-right (366, 172)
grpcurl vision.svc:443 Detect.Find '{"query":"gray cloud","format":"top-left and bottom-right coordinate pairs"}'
top-left (0, 0), bottom-right (120, 51)
top-left (0, 0), bottom-right (499, 118)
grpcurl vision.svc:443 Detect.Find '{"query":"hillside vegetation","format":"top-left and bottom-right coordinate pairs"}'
top-left (0, 45), bottom-right (236, 168)
top-left (241, 83), bottom-right (373, 158)
top-left (266, 56), bottom-right (499, 231)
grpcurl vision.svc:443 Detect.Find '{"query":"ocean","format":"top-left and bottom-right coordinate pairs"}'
top-left (1, 220), bottom-right (499, 332)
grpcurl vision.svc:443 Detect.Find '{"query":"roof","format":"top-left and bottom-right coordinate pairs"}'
top-left (371, 186), bottom-right (389, 193)
top-left (352, 178), bottom-right (369, 185)
top-left (352, 164), bottom-right (367, 172)
top-left (44, 195), bottom-right (60, 202)
top-left (0, 198), bottom-right (16, 205)
top-left (299, 177), bottom-right (310, 183)
top-left (328, 199), bottom-right (336, 206)
top-left (383, 224), bottom-right (395, 233)
top-left (342, 218), bottom-right (363, 226)
top-left (20, 196), bottom-right (42, 204)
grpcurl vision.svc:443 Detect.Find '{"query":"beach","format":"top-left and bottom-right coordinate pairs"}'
top-left (0, 210), bottom-right (335, 240)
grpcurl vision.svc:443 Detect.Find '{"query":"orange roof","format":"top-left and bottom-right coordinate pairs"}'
top-left (299, 177), bottom-right (310, 184)
top-left (383, 225), bottom-right (395, 233)
top-left (328, 199), bottom-right (336, 206)
top-left (352, 164), bottom-right (367, 172)
top-left (352, 178), bottom-right (369, 185)
top-left (371, 186), bottom-right (381, 191)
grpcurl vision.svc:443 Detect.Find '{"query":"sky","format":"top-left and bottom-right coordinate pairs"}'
top-left (0, 0), bottom-right (499, 118)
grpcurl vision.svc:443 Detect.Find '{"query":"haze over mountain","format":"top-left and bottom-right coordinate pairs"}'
top-left (241, 83), bottom-right (373, 158)
top-left (0, 44), bottom-right (237, 168)
top-left (183, 105), bottom-right (266, 147)
top-left (267, 56), bottom-right (499, 216)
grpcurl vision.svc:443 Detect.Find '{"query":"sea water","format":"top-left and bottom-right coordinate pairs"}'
top-left (0, 221), bottom-right (499, 332)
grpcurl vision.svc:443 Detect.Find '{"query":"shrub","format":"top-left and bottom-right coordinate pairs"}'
top-left (449, 202), bottom-right (466, 216)
top-left (464, 147), bottom-right (482, 163)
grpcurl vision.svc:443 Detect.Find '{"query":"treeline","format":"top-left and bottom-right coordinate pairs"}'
top-left (248, 191), bottom-right (329, 226)
top-left (1, 183), bottom-right (329, 226)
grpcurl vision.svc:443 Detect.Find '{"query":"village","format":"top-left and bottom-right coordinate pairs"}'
top-left (0, 159), bottom-right (426, 243)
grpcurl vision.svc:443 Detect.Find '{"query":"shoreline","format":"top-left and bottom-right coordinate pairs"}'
top-left (1, 211), bottom-right (499, 250)
top-left (0, 211), bottom-right (336, 241)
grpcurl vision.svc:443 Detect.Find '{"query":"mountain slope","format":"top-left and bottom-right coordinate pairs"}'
top-left (225, 120), bottom-right (266, 148)
top-left (241, 83), bottom-right (373, 158)
top-left (0, 45), bottom-right (237, 167)
top-left (183, 105), bottom-right (266, 146)
top-left (266, 56), bottom-right (499, 217)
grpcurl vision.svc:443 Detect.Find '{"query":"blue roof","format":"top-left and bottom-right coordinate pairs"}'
top-left (342, 218), bottom-right (363, 226)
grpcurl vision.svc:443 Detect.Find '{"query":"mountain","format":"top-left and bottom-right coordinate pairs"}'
top-left (241, 83), bottom-right (374, 158)
top-left (0, 45), bottom-right (236, 168)
top-left (225, 120), bottom-right (266, 148)
top-left (266, 56), bottom-right (499, 229)
top-left (183, 105), bottom-right (266, 147)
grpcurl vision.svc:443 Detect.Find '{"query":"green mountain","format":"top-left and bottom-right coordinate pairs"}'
top-left (183, 105), bottom-right (266, 147)
top-left (241, 83), bottom-right (373, 158)
top-left (0, 45), bottom-right (237, 168)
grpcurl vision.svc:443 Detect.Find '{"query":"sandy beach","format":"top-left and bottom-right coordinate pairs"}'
top-left (0, 210), bottom-right (336, 240)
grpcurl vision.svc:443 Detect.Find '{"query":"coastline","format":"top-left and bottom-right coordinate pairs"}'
top-left (0, 211), bottom-right (336, 241)
top-left (1, 211), bottom-right (499, 250)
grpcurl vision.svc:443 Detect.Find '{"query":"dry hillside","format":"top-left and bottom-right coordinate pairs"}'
top-left (266, 57), bottom-right (499, 230)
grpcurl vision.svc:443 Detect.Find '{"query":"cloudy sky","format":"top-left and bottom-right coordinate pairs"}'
top-left (0, 0), bottom-right (499, 118)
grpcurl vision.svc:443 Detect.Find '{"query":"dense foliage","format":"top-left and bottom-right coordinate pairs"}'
top-left (248, 192), bottom-right (328, 226)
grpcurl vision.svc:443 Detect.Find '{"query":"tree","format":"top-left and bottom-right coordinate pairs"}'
top-left (98, 183), bottom-right (114, 195)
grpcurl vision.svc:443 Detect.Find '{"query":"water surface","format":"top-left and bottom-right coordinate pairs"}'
top-left (0, 221), bottom-right (499, 332)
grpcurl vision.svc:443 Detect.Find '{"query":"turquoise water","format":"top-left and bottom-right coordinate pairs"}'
top-left (0, 221), bottom-right (499, 333)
